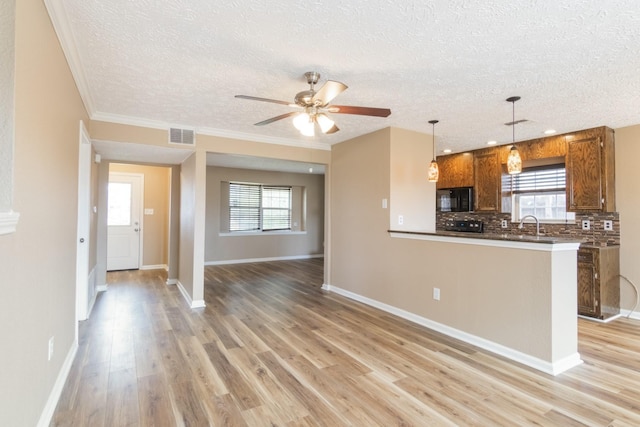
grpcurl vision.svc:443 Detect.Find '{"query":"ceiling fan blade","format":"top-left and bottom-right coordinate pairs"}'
top-left (328, 105), bottom-right (391, 117)
top-left (254, 112), bottom-right (298, 126)
top-left (325, 124), bottom-right (340, 134)
top-left (235, 95), bottom-right (293, 106)
top-left (312, 80), bottom-right (348, 106)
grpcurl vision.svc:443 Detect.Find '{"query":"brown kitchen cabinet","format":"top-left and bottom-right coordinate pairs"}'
top-left (566, 126), bottom-right (616, 212)
top-left (473, 148), bottom-right (500, 212)
top-left (577, 245), bottom-right (620, 320)
top-left (436, 152), bottom-right (474, 189)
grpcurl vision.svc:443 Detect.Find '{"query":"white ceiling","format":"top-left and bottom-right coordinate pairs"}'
top-left (47, 0), bottom-right (640, 161)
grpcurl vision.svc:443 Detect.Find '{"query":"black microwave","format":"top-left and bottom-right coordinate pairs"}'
top-left (436, 187), bottom-right (474, 212)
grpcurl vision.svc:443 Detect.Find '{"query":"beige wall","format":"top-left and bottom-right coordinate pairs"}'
top-left (178, 151), bottom-right (207, 307)
top-left (0, 0), bottom-right (90, 425)
top-left (330, 128), bottom-right (392, 293)
top-left (179, 153), bottom-right (197, 300)
top-left (390, 127), bottom-right (436, 231)
top-left (0, 0), bottom-right (15, 212)
top-left (615, 125), bottom-right (640, 315)
top-left (90, 120), bottom-right (332, 166)
top-left (205, 166), bottom-right (324, 262)
top-left (109, 163), bottom-right (171, 267)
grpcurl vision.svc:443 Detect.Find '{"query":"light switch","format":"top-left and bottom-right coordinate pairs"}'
top-left (382, 198), bottom-right (388, 209)
top-left (144, 208), bottom-right (154, 215)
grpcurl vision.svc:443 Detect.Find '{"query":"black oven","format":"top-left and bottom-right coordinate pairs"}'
top-left (436, 187), bottom-right (474, 212)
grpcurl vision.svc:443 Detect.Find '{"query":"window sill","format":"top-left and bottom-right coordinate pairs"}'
top-left (0, 211), bottom-right (20, 235)
top-left (219, 230), bottom-right (307, 237)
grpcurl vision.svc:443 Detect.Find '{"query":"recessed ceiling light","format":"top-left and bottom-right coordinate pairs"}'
top-left (487, 140), bottom-right (497, 145)
top-left (544, 129), bottom-right (556, 135)
top-left (443, 149), bottom-right (452, 153)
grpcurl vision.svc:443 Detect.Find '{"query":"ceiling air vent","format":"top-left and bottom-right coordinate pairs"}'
top-left (169, 128), bottom-right (195, 146)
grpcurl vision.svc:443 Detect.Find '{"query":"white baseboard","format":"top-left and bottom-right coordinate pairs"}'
top-left (205, 254), bottom-right (323, 266)
top-left (166, 278), bottom-right (178, 286)
top-left (176, 280), bottom-right (206, 309)
top-left (322, 284), bottom-right (582, 376)
top-left (578, 313), bottom-right (624, 323)
top-left (37, 338), bottom-right (79, 427)
top-left (96, 284), bottom-right (108, 292)
top-left (620, 309), bottom-right (640, 320)
top-left (140, 264), bottom-right (168, 271)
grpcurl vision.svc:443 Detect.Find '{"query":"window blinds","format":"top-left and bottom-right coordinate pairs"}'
top-left (229, 183), bottom-right (261, 231)
top-left (229, 183), bottom-right (292, 231)
top-left (508, 164), bottom-right (566, 194)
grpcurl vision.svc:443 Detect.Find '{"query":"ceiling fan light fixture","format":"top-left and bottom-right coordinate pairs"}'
top-left (316, 113), bottom-right (335, 133)
top-left (428, 120), bottom-right (439, 182)
top-left (506, 96), bottom-right (522, 175)
top-left (299, 122), bottom-right (315, 137)
top-left (293, 113), bottom-right (315, 136)
top-left (293, 112), bottom-right (310, 131)
top-left (236, 71), bottom-right (390, 136)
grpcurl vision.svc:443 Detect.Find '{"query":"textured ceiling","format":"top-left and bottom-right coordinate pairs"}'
top-left (47, 0), bottom-right (640, 156)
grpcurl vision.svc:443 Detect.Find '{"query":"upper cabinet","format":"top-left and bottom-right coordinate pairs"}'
top-left (566, 127), bottom-right (615, 212)
top-left (436, 153), bottom-right (474, 189)
top-left (473, 148), bottom-right (501, 212)
top-left (436, 126), bottom-right (616, 214)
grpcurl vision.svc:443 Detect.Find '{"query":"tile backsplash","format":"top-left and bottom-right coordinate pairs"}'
top-left (436, 211), bottom-right (620, 246)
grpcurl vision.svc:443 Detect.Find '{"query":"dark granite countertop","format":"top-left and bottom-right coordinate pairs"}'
top-left (388, 229), bottom-right (583, 245)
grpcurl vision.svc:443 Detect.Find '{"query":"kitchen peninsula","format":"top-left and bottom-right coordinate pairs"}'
top-left (386, 230), bottom-right (582, 375)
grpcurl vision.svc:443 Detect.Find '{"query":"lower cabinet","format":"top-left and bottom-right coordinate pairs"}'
top-left (577, 245), bottom-right (620, 320)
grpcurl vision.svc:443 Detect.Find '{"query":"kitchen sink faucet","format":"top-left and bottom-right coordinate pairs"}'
top-left (519, 215), bottom-right (540, 236)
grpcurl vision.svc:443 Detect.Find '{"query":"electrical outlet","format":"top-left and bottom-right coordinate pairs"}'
top-left (398, 215), bottom-right (404, 225)
top-left (581, 220), bottom-right (591, 230)
top-left (603, 220), bottom-right (613, 231)
top-left (433, 287), bottom-right (440, 301)
top-left (501, 219), bottom-right (508, 228)
top-left (48, 336), bottom-right (54, 361)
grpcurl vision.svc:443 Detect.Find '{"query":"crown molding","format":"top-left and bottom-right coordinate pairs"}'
top-left (44, 0), bottom-right (96, 116)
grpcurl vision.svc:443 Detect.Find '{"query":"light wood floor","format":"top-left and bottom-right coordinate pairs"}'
top-left (51, 259), bottom-right (640, 426)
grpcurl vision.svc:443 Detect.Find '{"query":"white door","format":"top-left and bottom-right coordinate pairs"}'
top-left (107, 173), bottom-right (143, 271)
top-left (76, 121), bottom-right (92, 321)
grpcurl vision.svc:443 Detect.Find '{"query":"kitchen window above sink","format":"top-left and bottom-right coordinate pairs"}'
top-left (504, 162), bottom-right (576, 223)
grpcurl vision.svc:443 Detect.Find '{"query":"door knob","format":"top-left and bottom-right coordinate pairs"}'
top-left (79, 238), bottom-right (85, 243)
top-left (134, 228), bottom-right (139, 232)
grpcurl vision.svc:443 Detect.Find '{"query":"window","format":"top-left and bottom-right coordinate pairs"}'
top-left (107, 182), bottom-right (132, 226)
top-left (229, 183), bottom-right (291, 232)
top-left (507, 164), bottom-right (575, 222)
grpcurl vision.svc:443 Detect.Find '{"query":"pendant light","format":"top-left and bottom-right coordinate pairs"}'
top-left (427, 120), bottom-right (439, 182)
top-left (506, 96), bottom-right (522, 175)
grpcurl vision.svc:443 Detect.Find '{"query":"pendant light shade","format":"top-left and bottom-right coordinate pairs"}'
top-left (507, 145), bottom-right (522, 175)
top-left (427, 120), bottom-right (439, 182)
top-left (506, 96), bottom-right (522, 175)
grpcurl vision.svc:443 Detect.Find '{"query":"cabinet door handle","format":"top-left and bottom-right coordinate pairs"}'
top-left (594, 272), bottom-right (598, 279)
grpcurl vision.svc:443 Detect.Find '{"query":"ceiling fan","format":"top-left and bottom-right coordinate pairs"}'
top-left (235, 71), bottom-right (391, 137)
